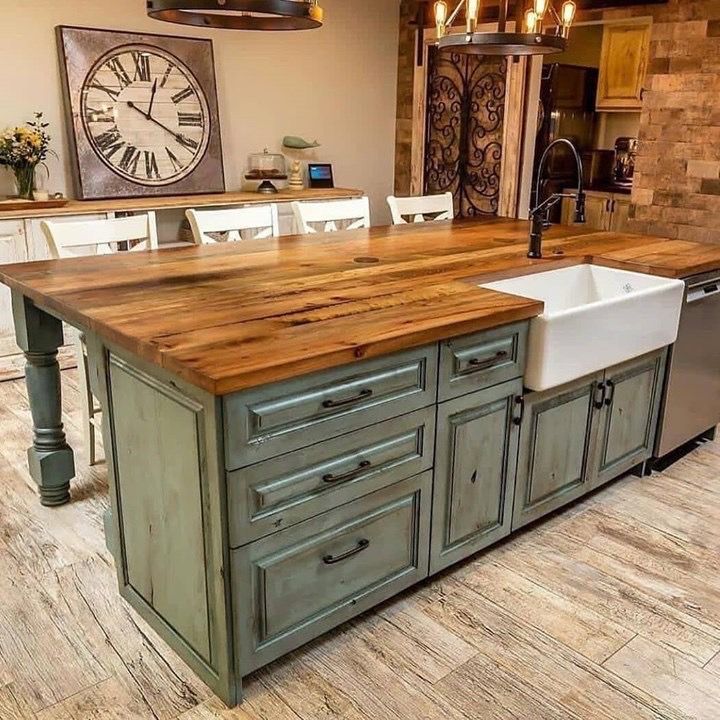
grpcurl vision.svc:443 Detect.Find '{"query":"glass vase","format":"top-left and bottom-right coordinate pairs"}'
top-left (13, 165), bottom-right (36, 200)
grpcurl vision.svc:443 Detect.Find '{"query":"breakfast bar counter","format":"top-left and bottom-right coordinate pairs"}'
top-left (2, 217), bottom-right (720, 706)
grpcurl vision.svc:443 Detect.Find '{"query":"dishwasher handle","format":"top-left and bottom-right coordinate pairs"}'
top-left (687, 278), bottom-right (720, 304)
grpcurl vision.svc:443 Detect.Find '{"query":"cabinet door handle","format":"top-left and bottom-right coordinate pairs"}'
top-left (323, 460), bottom-right (372, 484)
top-left (323, 538), bottom-right (370, 565)
top-left (594, 382), bottom-right (607, 409)
top-left (468, 350), bottom-right (509, 371)
top-left (322, 388), bottom-right (373, 409)
top-left (512, 395), bottom-right (525, 426)
top-left (604, 380), bottom-right (616, 407)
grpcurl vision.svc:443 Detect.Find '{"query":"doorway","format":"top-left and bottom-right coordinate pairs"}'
top-left (424, 48), bottom-right (507, 218)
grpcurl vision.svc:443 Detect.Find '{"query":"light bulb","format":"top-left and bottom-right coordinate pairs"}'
top-left (561, 0), bottom-right (576, 26)
top-left (434, 0), bottom-right (447, 38)
top-left (525, 8), bottom-right (538, 33)
top-left (467, 0), bottom-right (480, 33)
top-left (533, 0), bottom-right (548, 19)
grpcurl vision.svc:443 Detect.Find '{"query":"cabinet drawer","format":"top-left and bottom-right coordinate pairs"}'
top-left (439, 322), bottom-right (527, 401)
top-left (224, 345), bottom-right (438, 469)
top-left (228, 407), bottom-right (436, 546)
top-left (233, 471), bottom-right (432, 673)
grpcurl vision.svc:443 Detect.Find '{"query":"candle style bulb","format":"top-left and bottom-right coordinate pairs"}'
top-left (435, 0), bottom-right (448, 38)
top-left (561, 0), bottom-right (576, 26)
top-left (467, 0), bottom-right (480, 33)
top-left (525, 9), bottom-right (538, 33)
top-left (533, 0), bottom-right (548, 19)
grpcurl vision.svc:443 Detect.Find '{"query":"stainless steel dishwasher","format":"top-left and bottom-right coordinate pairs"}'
top-left (655, 270), bottom-right (720, 459)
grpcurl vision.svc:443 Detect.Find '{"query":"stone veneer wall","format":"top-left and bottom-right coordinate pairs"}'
top-left (624, 1), bottom-right (720, 243)
top-left (394, 1), bottom-right (720, 244)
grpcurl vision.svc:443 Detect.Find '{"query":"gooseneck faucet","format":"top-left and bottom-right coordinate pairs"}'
top-left (528, 138), bottom-right (586, 259)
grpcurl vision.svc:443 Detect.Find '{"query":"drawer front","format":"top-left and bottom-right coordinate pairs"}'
top-left (233, 471), bottom-right (432, 673)
top-left (224, 345), bottom-right (438, 469)
top-left (439, 322), bottom-right (527, 402)
top-left (228, 407), bottom-right (436, 546)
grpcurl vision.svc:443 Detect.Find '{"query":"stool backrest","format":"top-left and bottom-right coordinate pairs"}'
top-left (291, 197), bottom-right (371, 234)
top-left (387, 193), bottom-right (454, 225)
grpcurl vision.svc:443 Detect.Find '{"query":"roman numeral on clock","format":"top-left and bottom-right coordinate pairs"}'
top-left (118, 145), bottom-right (141, 175)
top-left (85, 107), bottom-right (115, 124)
top-left (172, 86), bottom-right (195, 104)
top-left (178, 112), bottom-right (203, 127)
top-left (89, 82), bottom-right (120, 101)
top-left (105, 57), bottom-right (132, 90)
top-left (95, 128), bottom-right (124, 160)
top-left (166, 147), bottom-right (184, 173)
top-left (145, 151), bottom-right (160, 180)
top-left (132, 52), bottom-right (152, 83)
top-left (176, 133), bottom-right (200, 152)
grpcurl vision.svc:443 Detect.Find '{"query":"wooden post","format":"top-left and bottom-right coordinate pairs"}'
top-left (12, 292), bottom-right (75, 506)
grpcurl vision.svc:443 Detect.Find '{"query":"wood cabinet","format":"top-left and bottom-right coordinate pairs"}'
top-left (592, 350), bottom-right (666, 488)
top-left (513, 373), bottom-right (603, 530)
top-left (597, 22), bottom-right (651, 111)
top-left (608, 195), bottom-right (632, 232)
top-left (562, 191), bottom-right (631, 233)
top-left (431, 379), bottom-right (522, 573)
top-left (0, 221), bottom-right (28, 359)
top-left (513, 349), bottom-right (667, 529)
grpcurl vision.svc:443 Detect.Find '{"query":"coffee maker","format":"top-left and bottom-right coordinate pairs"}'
top-left (614, 137), bottom-right (638, 187)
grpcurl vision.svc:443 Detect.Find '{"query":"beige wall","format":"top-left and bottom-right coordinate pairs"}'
top-left (0, 0), bottom-right (400, 223)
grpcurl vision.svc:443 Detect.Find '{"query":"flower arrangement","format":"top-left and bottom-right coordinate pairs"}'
top-left (0, 113), bottom-right (53, 200)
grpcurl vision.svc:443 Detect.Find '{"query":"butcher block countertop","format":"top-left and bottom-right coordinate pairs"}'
top-left (2, 218), bottom-right (720, 395)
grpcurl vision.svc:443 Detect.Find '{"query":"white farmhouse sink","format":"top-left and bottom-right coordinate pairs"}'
top-left (480, 264), bottom-right (685, 391)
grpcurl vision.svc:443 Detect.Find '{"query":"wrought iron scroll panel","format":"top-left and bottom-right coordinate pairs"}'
top-left (424, 48), bottom-right (507, 218)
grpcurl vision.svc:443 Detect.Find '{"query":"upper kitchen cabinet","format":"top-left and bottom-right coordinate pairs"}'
top-left (596, 22), bottom-right (651, 111)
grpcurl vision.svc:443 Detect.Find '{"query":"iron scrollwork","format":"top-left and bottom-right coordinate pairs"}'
top-left (424, 49), bottom-right (507, 218)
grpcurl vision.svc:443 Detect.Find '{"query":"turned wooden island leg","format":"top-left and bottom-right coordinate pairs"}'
top-left (12, 292), bottom-right (75, 506)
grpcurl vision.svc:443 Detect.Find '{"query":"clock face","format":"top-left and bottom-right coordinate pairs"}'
top-left (81, 44), bottom-right (211, 186)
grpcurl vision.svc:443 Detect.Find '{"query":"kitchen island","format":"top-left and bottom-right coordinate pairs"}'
top-left (1, 218), bottom-right (719, 706)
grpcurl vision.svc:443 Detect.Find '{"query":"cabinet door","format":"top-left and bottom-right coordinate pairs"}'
top-left (592, 349), bottom-right (667, 487)
top-left (431, 379), bottom-right (522, 573)
top-left (597, 23), bottom-right (651, 111)
top-left (513, 373), bottom-right (603, 530)
top-left (0, 221), bottom-right (28, 357)
top-left (561, 192), bottom-right (610, 231)
top-left (608, 195), bottom-right (632, 233)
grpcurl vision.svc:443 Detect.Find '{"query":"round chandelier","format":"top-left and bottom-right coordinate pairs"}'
top-left (434, 0), bottom-right (577, 55)
top-left (147, 0), bottom-right (324, 31)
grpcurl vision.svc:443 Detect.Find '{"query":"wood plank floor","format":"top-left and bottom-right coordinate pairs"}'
top-left (1, 370), bottom-right (718, 719)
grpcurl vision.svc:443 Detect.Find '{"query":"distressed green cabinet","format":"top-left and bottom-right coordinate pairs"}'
top-left (77, 305), bottom-right (669, 708)
top-left (431, 379), bottom-right (522, 572)
top-left (513, 348), bottom-right (668, 529)
top-left (513, 373), bottom-right (604, 530)
top-left (592, 350), bottom-right (667, 488)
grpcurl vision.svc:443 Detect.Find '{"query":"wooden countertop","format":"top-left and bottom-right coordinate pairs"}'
top-left (0, 187), bottom-right (363, 220)
top-left (2, 218), bottom-right (720, 395)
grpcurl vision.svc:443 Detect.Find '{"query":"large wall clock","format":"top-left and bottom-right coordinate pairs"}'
top-left (57, 26), bottom-right (225, 200)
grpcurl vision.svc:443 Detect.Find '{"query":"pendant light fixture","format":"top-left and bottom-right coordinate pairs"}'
top-left (434, 0), bottom-right (576, 55)
top-left (147, 0), bottom-right (324, 31)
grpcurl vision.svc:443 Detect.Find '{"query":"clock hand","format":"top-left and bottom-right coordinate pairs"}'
top-left (126, 101), bottom-right (195, 153)
top-left (147, 78), bottom-right (158, 118)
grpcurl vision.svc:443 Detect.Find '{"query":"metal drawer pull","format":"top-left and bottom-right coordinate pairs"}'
top-left (323, 460), bottom-right (372, 484)
top-left (322, 388), bottom-right (373, 409)
top-left (604, 380), bottom-right (616, 407)
top-left (594, 382), bottom-right (607, 410)
top-left (512, 395), bottom-right (525, 426)
top-left (468, 350), bottom-right (509, 370)
top-left (323, 538), bottom-right (370, 565)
